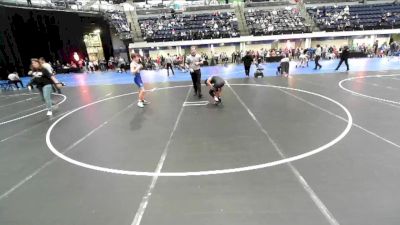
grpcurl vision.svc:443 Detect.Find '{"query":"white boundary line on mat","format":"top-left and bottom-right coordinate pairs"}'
top-left (339, 74), bottom-right (400, 105)
top-left (0, 93), bottom-right (67, 126)
top-left (46, 84), bottom-right (353, 177)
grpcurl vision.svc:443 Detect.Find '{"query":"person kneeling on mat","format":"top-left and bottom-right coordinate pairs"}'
top-left (205, 76), bottom-right (225, 105)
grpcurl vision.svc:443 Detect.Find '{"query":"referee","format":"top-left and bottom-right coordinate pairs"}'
top-left (242, 51), bottom-right (253, 77)
top-left (186, 46), bottom-right (204, 98)
top-left (165, 53), bottom-right (174, 76)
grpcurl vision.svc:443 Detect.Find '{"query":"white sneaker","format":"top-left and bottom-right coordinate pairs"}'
top-left (46, 111), bottom-right (53, 116)
top-left (137, 101), bottom-right (144, 108)
top-left (143, 100), bottom-right (150, 105)
top-left (214, 96), bottom-right (219, 102)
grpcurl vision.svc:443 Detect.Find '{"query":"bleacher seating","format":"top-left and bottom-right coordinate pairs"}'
top-left (104, 10), bottom-right (132, 40)
top-left (245, 8), bottom-right (310, 36)
top-left (138, 12), bottom-right (240, 42)
top-left (308, 3), bottom-right (400, 31)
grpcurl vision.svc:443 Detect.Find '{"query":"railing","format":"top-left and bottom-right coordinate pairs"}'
top-left (130, 28), bottom-right (400, 48)
top-left (0, 0), bottom-right (102, 13)
top-left (185, 4), bottom-right (231, 12)
top-left (136, 8), bottom-right (171, 15)
top-left (245, 0), bottom-right (294, 8)
top-left (304, 0), bottom-right (358, 3)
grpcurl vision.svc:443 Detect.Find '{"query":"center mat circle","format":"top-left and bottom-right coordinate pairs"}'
top-left (339, 74), bottom-right (400, 105)
top-left (46, 84), bottom-right (353, 177)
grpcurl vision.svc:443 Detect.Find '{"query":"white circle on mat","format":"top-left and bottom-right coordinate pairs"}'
top-left (0, 93), bottom-right (67, 126)
top-left (46, 84), bottom-right (352, 177)
top-left (339, 74), bottom-right (400, 105)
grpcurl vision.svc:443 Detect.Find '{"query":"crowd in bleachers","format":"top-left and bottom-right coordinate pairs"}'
top-left (308, 3), bottom-right (400, 31)
top-left (138, 11), bottom-right (240, 42)
top-left (245, 7), bottom-right (310, 36)
top-left (104, 10), bottom-right (132, 40)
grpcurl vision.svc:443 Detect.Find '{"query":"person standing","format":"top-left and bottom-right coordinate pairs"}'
top-left (314, 44), bottom-right (322, 70)
top-left (83, 58), bottom-right (88, 71)
top-left (373, 40), bottom-right (379, 56)
top-left (186, 46), bottom-right (204, 98)
top-left (242, 51), bottom-right (253, 77)
top-left (277, 54), bottom-right (290, 77)
top-left (39, 57), bottom-right (54, 74)
top-left (88, 61), bottom-right (95, 72)
top-left (117, 56), bottom-right (126, 73)
top-left (130, 53), bottom-right (149, 108)
top-left (8, 71), bottom-right (24, 89)
top-left (165, 53), bottom-right (175, 76)
top-left (40, 57), bottom-right (62, 93)
top-left (335, 46), bottom-right (350, 71)
top-left (29, 58), bottom-right (62, 116)
top-left (108, 58), bottom-right (114, 70)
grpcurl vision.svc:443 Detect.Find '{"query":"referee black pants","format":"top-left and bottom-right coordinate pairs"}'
top-left (336, 58), bottom-right (349, 70)
top-left (244, 64), bottom-right (251, 76)
top-left (314, 55), bottom-right (322, 69)
top-left (190, 69), bottom-right (202, 96)
top-left (166, 63), bottom-right (174, 76)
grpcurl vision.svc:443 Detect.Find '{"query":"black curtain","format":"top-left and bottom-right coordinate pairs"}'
top-left (0, 5), bottom-right (113, 77)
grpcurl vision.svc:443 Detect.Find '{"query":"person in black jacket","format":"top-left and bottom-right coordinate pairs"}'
top-left (242, 51), bottom-right (253, 77)
top-left (29, 58), bottom-right (63, 116)
top-left (335, 46), bottom-right (350, 71)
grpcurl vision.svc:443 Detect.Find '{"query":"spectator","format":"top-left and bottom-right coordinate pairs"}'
top-left (246, 8), bottom-right (308, 36)
top-left (139, 12), bottom-right (239, 42)
top-left (117, 56), bottom-right (126, 73)
top-left (105, 10), bottom-right (132, 40)
top-left (374, 40), bottom-right (379, 55)
top-left (310, 3), bottom-right (400, 31)
top-left (8, 71), bottom-right (24, 89)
